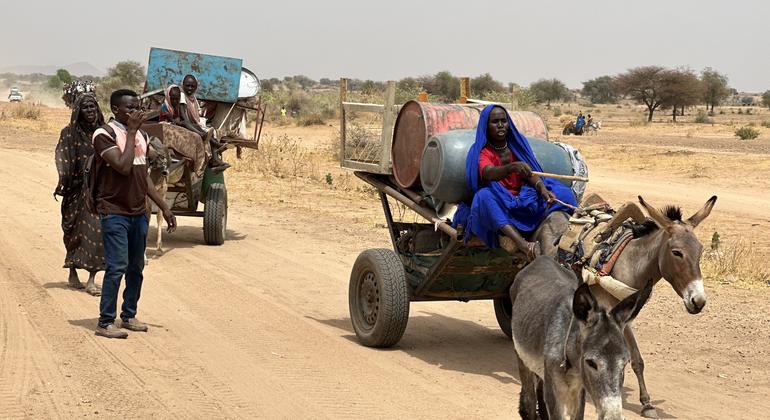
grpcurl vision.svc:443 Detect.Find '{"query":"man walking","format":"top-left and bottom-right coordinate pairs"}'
top-left (92, 89), bottom-right (176, 339)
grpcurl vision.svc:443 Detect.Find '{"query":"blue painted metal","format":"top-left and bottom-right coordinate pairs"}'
top-left (146, 47), bottom-right (243, 102)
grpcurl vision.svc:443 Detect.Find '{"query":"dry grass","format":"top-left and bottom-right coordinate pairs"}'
top-left (702, 240), bottom-right (770, 288)
top-left (9, 102), bottom-right (42, 120)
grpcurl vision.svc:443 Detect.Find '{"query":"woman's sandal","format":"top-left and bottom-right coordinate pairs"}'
top-left (85, 285), bottom-right (101, 297)
top-left (526, 241), bottom-right (542, 262)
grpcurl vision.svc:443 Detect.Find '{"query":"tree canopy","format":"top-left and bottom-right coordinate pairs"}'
top-left (529, 78), bottom-right (568, 106)
top-left (700, 67), bottom-right (730, 113)
top-left (581, 76), bottom-right (617, 104)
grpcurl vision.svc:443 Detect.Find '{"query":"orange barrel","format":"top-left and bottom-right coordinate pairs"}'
top-left (391, 101), bottom-right (482, 188)
top-left (391, 101), bottom-right (548, 189)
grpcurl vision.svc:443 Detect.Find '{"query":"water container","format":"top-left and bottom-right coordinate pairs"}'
top-left (420, 129), bottom-right (579, 204)
top-left (392, 101), bottom-right (549, 189)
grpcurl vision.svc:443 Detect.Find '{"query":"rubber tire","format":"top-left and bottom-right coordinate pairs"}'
top-left (349, 249), bottom-right (410, 348)
top-left (493, 297), bottom-right (513, 338)
top-left (203, 183), bottom-right (227, 245)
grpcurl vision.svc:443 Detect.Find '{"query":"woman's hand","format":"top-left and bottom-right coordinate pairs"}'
top-left (535, 179), bottom-right (555, 205)
top-left (506, 162), bottom-right (532, 178)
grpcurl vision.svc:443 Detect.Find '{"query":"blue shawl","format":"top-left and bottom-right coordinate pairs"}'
top-left (452, 105), bottom-right (577, 248)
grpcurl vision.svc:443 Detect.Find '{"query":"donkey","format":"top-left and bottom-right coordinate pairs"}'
top-left (531, 195), bottom-right (716, 417)
top-left (511, 256), bottom-right (653, 419)
top-left (146, 137), bottom-right (171, 259)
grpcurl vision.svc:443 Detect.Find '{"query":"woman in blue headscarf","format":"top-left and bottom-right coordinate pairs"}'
top-left (453, 105), bottom-right (577, 261)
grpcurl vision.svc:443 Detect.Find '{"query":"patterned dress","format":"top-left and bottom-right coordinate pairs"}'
top-left (54, 99), bottom-right (106, 272)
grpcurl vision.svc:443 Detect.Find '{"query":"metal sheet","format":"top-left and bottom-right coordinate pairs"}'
top-left (146, 47), bottom-right (243, 103)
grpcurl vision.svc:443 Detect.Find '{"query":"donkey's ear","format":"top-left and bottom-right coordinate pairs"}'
top-left (638, 196), bottom-right (672, 229)
top-left (573, 283), bottom-right (598, 322)
top-left (611, 280), bottom-right (653, 325)
top-left (686, 195), bottom-right (717, 228)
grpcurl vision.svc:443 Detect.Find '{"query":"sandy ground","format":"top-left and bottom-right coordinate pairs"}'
top-left (0, 107), bottom-right (769, 419)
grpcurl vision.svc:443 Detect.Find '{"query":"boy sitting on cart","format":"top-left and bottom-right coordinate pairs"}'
top-left (453, 105), bottom-right (577, 261)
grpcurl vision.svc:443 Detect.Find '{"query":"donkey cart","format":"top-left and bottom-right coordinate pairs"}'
top-left (349, 172), bottom-right (530, 348)
top-left (141, 47), bottom-right (265, 246)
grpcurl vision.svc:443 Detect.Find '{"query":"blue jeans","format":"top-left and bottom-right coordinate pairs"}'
top-left (98, 214), bottom-right (148, 328)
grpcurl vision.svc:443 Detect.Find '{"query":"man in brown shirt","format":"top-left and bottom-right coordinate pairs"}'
top-left (92, 89), bottom-right (177, 339)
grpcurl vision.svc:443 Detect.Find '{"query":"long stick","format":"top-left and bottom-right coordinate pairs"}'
top-left (532, 171), bottom-right (589, 182)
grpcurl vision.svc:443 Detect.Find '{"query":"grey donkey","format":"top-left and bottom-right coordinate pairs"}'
top-left (511, 256), bottom-right (653, 420)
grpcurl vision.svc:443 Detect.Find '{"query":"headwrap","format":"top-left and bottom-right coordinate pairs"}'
top-left (452, 105), bottom-right (577, 247)
top-left (70, 93), bottom-right (104, 128)
top-left (161, 84), bottom-right (181, 120)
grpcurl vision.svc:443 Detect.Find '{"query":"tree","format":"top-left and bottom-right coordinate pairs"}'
top-left (471, 73), bottom-right (504, 98)
top-left (762, 90), bottom-right (770, 108)
top-left (701, 67), bottom-right (729, 113)
top-left (291, 75), bottom-right (316, 90)
top-left (97, 61), bottom-right (145, 109)
top-left (56, 69), bottom-right (72, 84)
top-left (614, 66), bottom-right (669, 122)
top-left (529, 78), bottom-right (568, 106)
top-left (48, 75), bottom-right (64, 89)
top-left (420, 71), bottom-right (460, 102)
top-left (48, 68), bottom-right (73, 89)
top-left (261, 79), bottom-right (274, 93)
top-left (319, 78), bottom-right (333, 86)
top-left (361, 80), bottom-right (377, 95)
top-left (107, 61), bottom-right (144, 87)
top-left (660, 69), bottom-right (702, 122)
top-left (581, 76), bottom-right (617, 103)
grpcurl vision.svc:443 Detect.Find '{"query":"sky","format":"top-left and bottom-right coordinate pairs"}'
top-left (2, 0), bottom-right (767, 92)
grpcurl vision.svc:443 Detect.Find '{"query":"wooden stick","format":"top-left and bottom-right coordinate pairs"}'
top-left (532, 171), bottom-right (589, 182)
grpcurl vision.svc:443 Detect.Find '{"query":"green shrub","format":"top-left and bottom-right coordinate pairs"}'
top-left (694, 110), bottom-right (713, 124)
top-left (735, 126), bottom-right (760, 140)
top-left (737, 108), bottom-right (744, 115)
top-left (552, 107), bottom-right (562, 117)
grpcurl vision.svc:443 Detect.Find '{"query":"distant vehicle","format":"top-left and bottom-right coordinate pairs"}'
top-left (8, 87), bottom-right (23, 102)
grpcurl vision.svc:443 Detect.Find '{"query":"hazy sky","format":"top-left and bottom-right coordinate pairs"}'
top-left (2, 0), bottom-right (767, 91)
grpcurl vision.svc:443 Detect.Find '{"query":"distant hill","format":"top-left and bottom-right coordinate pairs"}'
top-left (0, 62), bottom-right (105, 77)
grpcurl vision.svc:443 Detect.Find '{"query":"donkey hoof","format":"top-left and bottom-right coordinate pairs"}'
top-left (641, 405), bottom-right (659, 418)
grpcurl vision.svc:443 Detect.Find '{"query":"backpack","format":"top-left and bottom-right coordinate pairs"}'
top-left (83, 123), bottom-right (148, 214)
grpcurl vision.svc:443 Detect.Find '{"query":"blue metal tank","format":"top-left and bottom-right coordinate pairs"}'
top-left (420, 129), bottom-right (581, 204)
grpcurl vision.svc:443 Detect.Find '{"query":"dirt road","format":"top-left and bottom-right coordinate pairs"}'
top-left (0, 132), bottom-right (769, 419)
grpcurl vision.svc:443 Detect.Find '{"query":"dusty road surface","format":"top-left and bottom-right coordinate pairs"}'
top-left (0, 120), bottom-right (769, 419)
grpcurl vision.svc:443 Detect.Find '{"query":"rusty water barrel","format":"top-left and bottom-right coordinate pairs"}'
top-left (391, 101), bottom-right (482, 188)
top-left (420, 129), bottom-right (577, 204)
top-left (392, 101), bottom-right (549, 189)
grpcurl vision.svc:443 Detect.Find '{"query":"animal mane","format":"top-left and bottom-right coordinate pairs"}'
top-left (628, 219), bottom-right (659, 238)
top-left (661, 205), bottom-right (683, 222)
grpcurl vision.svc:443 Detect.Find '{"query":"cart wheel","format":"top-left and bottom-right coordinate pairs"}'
top-left (203, 183), bottom-right (227, 245)
top-left (493, 297), bottom-right (513, 338)
top-left (349, 249), bottom-right (410, 348)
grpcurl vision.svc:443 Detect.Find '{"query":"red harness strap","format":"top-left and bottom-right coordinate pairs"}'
top-left (597, 235), bottom-right (633, 276)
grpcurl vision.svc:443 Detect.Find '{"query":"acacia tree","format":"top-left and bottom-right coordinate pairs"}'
top-left (614, 66), bottom-right (670, 122)
top-left (701, 67), bottom-right (730, 113)
top-left (471, 73), bottom-right (505, 98)
top-left (762, 90), bottom-right (770, 109)
top-left (419, 71), bottom-right (460, 102)
top-left (660, 69), bottom-right (702, 122)
top-left (97, 61), bottom-right (145, 109)
top-left (581, 75), bottom-right (617, 103)
top-left (529, 78), bottom-right (568, 106)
